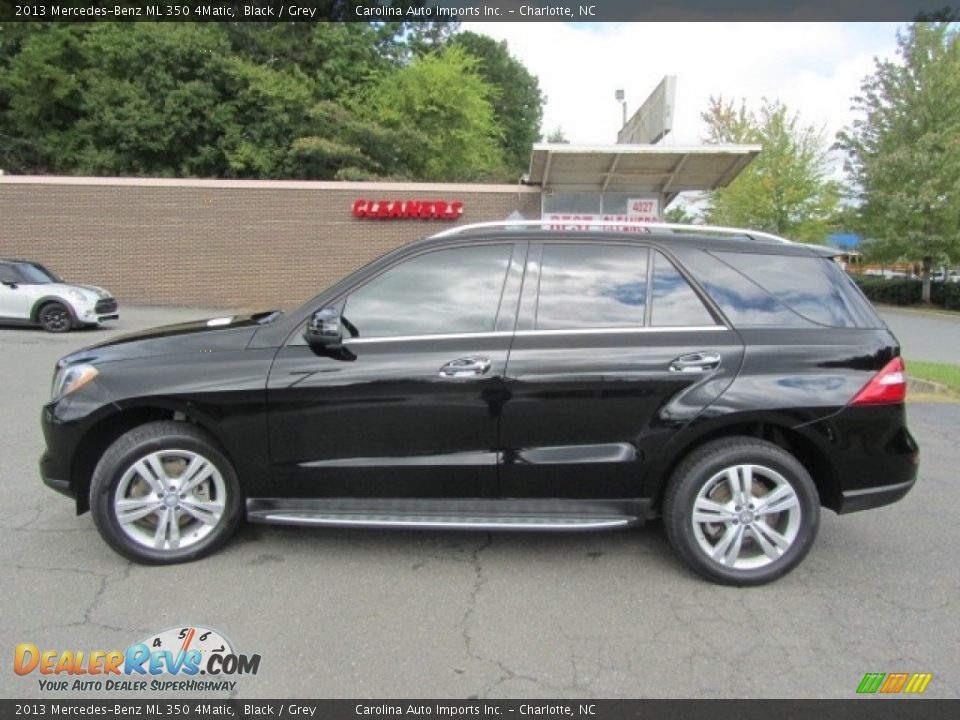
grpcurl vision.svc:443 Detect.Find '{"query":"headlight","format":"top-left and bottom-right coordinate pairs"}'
top-left (67, 289), bottom-right (87, 303)
top-left (51, 364), bottom-right (99, 401)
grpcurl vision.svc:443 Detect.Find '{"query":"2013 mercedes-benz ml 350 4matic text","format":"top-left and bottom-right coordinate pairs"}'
top-left (39, 222), bottom-right (918, 584)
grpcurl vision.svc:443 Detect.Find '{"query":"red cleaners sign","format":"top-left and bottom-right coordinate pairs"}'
top-left (352, 199), bottom-right (464, 221)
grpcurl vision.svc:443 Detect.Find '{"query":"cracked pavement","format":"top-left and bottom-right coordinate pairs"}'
top-left (1, 307), bottom-right (957, 699)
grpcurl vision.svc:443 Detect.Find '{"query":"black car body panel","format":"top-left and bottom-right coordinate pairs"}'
top-left (39, 227), bottom-right (918, 554)
top-left (74, 315), bottom-right (265, 361)
top-left (498, 326), bottom-right (745, 499)
top-left (43, 322), bottom-right (274, 511)
top-left (265, 332), bottom-right (510, 499)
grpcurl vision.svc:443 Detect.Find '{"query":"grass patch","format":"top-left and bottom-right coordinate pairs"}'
top-left (907, 360), bottom-right (960, 393)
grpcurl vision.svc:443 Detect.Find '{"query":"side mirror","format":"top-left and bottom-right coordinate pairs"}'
top-left (1, 280), bottom-right (18, 289)
top-left (304, 307), bottom-right (343, 348)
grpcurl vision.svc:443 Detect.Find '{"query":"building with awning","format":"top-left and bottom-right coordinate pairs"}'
top-left (527, 143), bottom-right (761, 223)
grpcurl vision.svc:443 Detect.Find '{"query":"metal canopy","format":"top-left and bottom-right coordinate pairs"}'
top-left (527, 144), bottom-right (761, 205)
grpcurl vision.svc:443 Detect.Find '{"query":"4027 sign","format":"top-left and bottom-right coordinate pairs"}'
top-left (626, 198), bottom-right (660, 223)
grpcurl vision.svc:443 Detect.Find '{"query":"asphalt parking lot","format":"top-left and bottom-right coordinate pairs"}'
top-left (1, 306), bottom-right (958, 699)
top-left (880, 305), bottom-right (960, 364)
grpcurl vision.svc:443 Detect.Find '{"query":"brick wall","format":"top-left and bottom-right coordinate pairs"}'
top-left (0, 177), bottom-right (543, 311)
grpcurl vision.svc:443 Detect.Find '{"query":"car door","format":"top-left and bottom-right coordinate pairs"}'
top-left (0, 263), bottom-right (34, 321)
top-left (498, 241), bottom-right (745, 499)
top-left (266, 241), bottom-right (526, 500)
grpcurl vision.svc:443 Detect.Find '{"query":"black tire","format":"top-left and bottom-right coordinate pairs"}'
top-left (37, 301), bottom-right (74, 333)
top-left (89, 421), bottom-right (243, 565)
top-left (662, 437), bottom-right (819, 586)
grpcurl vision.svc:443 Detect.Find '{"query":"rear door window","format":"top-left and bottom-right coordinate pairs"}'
top-left (650, 252), bottom-right (718, 327)
top-left (536, 244), bottom-right (649, 330)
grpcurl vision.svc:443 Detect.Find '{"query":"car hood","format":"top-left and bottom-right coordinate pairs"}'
top-left (61, 313), bottom-right (277, 366)
top-left (47, 282), bottom-right (113, 299)
top-left (75, 283), bottom-right (112, 298)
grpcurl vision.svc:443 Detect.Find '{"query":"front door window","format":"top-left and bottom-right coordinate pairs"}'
top-left (343, 245), bottom-right (513, 339)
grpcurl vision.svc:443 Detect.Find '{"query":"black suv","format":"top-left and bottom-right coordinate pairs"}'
top-left (39, 223), bottom-right (918, 585)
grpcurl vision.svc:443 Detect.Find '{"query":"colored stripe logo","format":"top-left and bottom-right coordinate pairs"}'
top-left (857, 672), bottom-right (932, 694)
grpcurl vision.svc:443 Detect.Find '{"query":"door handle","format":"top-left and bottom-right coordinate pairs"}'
top-left (439, 356), bottom-right (492, 378)
top-left (669, 351), bottom-right (721, 373)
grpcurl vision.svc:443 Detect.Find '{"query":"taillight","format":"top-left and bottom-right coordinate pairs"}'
top-left (850, 357), bottom-right (907, 405)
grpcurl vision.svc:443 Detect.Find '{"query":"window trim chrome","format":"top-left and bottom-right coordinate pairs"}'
top-left (343, 326), bottom-right (727, 345)
top-left (514, 326), bottom-right (726, 337)
top-left (344, 331), bottom-right (514, 345)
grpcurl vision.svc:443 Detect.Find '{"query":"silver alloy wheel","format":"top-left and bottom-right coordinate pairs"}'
top-left (691, 463), bottom-right (802, 570)
top-left (113, 449), bottom-right (227, 552)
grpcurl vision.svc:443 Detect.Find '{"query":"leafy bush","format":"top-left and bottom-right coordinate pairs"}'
top-left (852, 277), bottom-right (923, 305)
top-left (853, 275), bottom-right (960, 310)
top-left (931, 282), bottom-right (960, 311)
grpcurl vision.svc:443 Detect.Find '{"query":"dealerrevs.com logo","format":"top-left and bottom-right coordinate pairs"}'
top-left (14, 626), bottom-right (261, 693)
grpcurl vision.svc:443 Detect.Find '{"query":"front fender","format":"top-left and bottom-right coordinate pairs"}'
top-left (31, 295), bottom-right (78, 322)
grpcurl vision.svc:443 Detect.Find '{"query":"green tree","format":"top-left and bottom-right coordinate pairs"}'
top-left (451, 31), bottom-right (544, 176)
top-left (221, 22), bottom-right (395, 98)
top-left (221, 15), bottom-right (456, 69)
top-left (364, 45), bottom-right (505, 181)
top-left (71, 23), bottom-right (238, 176)
top-left (664, 203), bottom-right (698, 224)
top-left (0, 22), bottom-right (536, 182)
top-left (837, 22), bottom-right (960, 302)
top-left (701, 96), bottom-right (840, 243)
top-left (0, 24), bottom-right (89, 173)
top-left (545, 127), bottom-right (569, 143)
top-left (0, 23), bottom-right (337, 177)
top-left (292, 100), bottom-right (429, 180)
top-left (216, 56), bottom-right (316, 177)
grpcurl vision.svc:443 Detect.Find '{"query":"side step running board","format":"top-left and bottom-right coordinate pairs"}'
top-left (246, 498), bottom-right (652, 532)
top-left (249, 512), bottom-right (638, 532)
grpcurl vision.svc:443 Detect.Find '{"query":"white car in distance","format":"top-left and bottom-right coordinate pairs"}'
top-left (0, 259), bottom-right (118, 333)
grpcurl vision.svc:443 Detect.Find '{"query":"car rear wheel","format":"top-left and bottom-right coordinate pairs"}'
top-left (90, 421), bottom-right (243, 564)
top-left (38, 302), bottom-right (73, 333)
top-left (663, 437), bottom-right (819, 586)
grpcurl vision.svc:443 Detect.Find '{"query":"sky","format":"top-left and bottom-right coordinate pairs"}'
top-left (465, 22), bottom-right (903, 150)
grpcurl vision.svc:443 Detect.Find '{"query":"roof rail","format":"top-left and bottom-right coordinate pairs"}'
top-left (429, 220), bottom-right (793, 244)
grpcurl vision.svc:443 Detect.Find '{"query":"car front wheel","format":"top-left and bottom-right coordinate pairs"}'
top-left (90, 421), bottom-right (243, 564)
top-left (38, 301), bottom-right (73, 333)
top-left (663, 437), bottom-right (819, 586)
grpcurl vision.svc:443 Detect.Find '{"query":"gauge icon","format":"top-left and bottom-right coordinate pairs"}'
top-left (136, 625), bottom-right (234, 671)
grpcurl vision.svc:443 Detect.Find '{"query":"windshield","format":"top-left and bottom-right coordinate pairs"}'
top-left (16, 262), bottom-right (61, 284)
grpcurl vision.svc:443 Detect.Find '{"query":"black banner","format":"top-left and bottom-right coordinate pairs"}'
top-left (0, 0), bottom-right (957, 23)
top-left (1, 700), bottom-right (960, 720)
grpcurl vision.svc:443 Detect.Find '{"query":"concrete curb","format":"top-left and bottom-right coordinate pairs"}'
top-left (876, 304), bottom-right (960, 321)
top-left (908, 377), bottom-right (951, 395)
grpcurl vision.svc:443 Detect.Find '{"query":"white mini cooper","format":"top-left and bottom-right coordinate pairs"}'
top-left (0, 259), bottom-right (118, 332)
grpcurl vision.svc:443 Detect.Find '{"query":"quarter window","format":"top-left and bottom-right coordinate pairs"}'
top-left (0, 263), bottom-right (21, 284)
top-left (536, 244), bottom-right (649, 330)
top-left (677, 250), bottom-right (813, 327)
top-left (343, 244), bottom-right (513, 339)
top-left (715, 251), bottom-right (879, 328)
